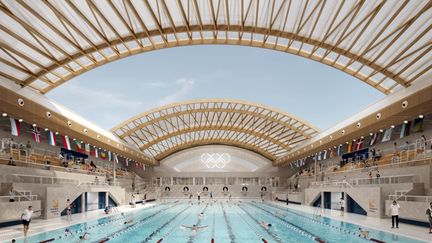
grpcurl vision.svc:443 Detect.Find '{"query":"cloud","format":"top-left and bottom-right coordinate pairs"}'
top-left (145, 81), bottom-right (168, 88)
top-left (156, 78), bottom-right (195, 106)
top-left (52, 83), bottom-right (144, 109)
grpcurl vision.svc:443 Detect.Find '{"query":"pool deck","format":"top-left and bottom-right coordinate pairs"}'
top-left (270, 201), bottom-right (431, 243)
top-left (0, 202), bottom-right (156, 242)
top-left (1, 200), bottom-right (431, 242)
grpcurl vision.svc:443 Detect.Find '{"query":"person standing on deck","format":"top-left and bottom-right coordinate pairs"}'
top-left (390, 200), bottom-right (400, 228)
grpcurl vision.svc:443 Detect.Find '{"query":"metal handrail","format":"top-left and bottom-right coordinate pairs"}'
top-left (389, 194), bottom-right (432, 202)
top-left (0, 195), bottom-right (38, 202)
top-left (1, 173), bottom-right (80, 185)
top-left (310, 174), bottom-right (415, 188)
top-left (295, 157), bottom-right (432, 180)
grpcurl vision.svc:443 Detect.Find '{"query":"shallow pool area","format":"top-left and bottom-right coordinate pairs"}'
top-left (6, 201), bottom-right (427, 243)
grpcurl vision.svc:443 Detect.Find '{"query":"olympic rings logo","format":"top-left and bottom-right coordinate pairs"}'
top-left (200, 153), bottom-right (231, 168)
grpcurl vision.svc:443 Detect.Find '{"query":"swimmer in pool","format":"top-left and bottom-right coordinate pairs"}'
top-left (64, 228), bottom-right (72, 237)
top-left (79, 232), bottom-right (89, 240)
top-left (181, 224), bottom-right (208, 232)
top-left (260, 221), bottom-right (272, 229)
top-left (124, 219), bottom-right (133, 224)
top-left (358, 228), bottom-right (369, 239)
top-left (198, 212), bottom-right (204, 218)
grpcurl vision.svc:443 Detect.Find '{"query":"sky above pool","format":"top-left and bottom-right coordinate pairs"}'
top-left (47, 45), bottom-right (384, 130)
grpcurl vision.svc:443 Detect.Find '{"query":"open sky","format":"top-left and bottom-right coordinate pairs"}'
top-left (47, 45), bottom-right (384, 131)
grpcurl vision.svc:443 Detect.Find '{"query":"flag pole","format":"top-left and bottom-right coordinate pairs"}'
top-left (113, 156), bottom-right (117, 184)
top-left (314, 155), bottom-right (317, 182)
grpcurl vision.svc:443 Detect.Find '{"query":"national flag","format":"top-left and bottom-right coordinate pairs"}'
top-left (93, 147), bottom-right (98, 158)
top-left (347, 141), bottom-right (353, 153)
top-left (381, 128), bottom-right (393, 142)
top-left (31, 126), bottom-right (41, 143)
top-left (413, 118), bottom-right (423, 133)
top-left (400, 121), bottom-right (411, 138)
top-left (85, 144), bottom-right (90, 155)
top-left (9, 118), bottom-right (21, 136)
top-left (100, 151), bottom-right (106, 160)
top-left (108, 151), bottom-right (112, 161)
top-left (114, 154), bottom-right (119, 164)
top-left (370, 133), bottom-right (378, 146)
top-left (337, 144), bottom-right (342, 156)
top-left (62, 135), bottom-right (71, 150)
top-left (356, 138), bottom-right (364, 151)
top-left (125, 158), bottom-right (129, 166)
top-left (47, 130), bottom-right (56, 146)
top-left (75, 140), bottom-right (82, 152)
top-left (323, 150), bottom-right (327, 160)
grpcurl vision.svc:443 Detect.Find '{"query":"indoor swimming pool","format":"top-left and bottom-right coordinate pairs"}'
top-left (8, 201), bottom-right (426, 243)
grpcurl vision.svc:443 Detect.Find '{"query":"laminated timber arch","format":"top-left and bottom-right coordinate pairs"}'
top-left (0, 0), bottom-right (431, 94)
top-left (111, 99), bottom-right (319, 162)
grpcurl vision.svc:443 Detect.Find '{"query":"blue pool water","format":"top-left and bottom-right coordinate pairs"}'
top-left (7, 201), bottom-right (426, 243)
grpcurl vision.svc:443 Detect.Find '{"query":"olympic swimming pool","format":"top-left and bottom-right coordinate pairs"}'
top-left (6, 201), bottom-right (426, 243)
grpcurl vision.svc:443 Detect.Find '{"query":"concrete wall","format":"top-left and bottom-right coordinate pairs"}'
top-left (45, 185), bottom-right (125, 219)
top-left (305, 187), bottom-right (382, 217)
top-left (158, 185), bottom-right (272, 199)
top-left (0, 200), bottom-right (41, 223)
top-left (297, 164), bottom-right (431, 191)
top-left (385, 200), bottom-right (430, 223)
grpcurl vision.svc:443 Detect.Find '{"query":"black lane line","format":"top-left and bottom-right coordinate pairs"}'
top-left (237, 204), bottom-right (283, 243)
top-left (220, 202), bottom-right (236, 243)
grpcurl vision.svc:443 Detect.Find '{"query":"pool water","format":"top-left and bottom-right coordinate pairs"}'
top-left (8, 201), bottom-right (426, 243)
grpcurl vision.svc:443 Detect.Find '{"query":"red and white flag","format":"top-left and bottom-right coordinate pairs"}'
top-left (31, 126), bottom-right (41, 143)
top-left (9, 118), bottom-right (21, 136)
top-left (93, 147), bottom-right (98, 158)
top-left (62, 135), bottom-right (71, 150)
top-left (356, 137), bottom-right (364, 151)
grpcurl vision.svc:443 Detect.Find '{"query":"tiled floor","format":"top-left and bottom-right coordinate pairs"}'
top-left (0, 203), bottom-right (155, 242)
top-left (1, 200), bottom-right (430, 242)
top-left (270, 201), bottom-right (432, 242)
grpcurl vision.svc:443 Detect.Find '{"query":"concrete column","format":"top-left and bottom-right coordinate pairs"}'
top-left (113, 160), bottom-right (117, 184)
top-left (193, 177), bottom-right (195, 185)
top-left (171, 177), bottom-right (173, 185)
top-left (320, 191), bottom-right (324, 211)
top-left (203, 177), bottom-right (206, 185)
top-left (81, 192), bottom-right (86, 212)
top-left (314, 157), bottom-right (318, 182)
top-left (105, 192), bottom-right (109, 207)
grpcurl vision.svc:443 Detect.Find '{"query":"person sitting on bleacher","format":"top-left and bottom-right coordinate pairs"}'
top-left (44, 160), bottom-right (51, 170)
top-left (25, 141), bottom-right (32, 155)
top-left (8, 157), bottom-right (16, 166)
top-left (374, 149), bottom-right (382, 161)
top-left (19, 143), bottom-right (25, 155)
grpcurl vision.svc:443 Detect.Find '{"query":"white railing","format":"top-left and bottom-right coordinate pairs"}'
top-left (310, 174), bottom-right (416, 188)
top-left (76, 181), bottom-right (111, 188)
top-left (389, 194), bottom-right (432, 202)
top-left (0, 140), bottom-right (133, 179)
top-left (0, 173), bottom-right (80, 185)
top-left (0, 195), bottom-right (39, 202)
top-left (295, 157), bottom-right (432, 182)
top-left (294, 138), bottom-right (432, 180)
top-left (310, 180), bottom-right (353, 188)
top-left (350, 174), bottom-right (417, 186)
